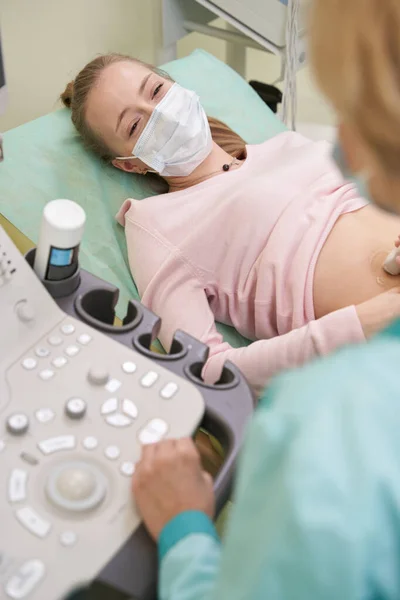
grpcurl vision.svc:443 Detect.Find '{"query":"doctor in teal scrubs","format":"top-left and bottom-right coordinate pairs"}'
top-left (133, 1), bottom-right (400, 598)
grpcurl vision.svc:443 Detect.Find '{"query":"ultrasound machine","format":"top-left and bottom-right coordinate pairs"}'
top-left (0, 34), bottom-right (254, 600)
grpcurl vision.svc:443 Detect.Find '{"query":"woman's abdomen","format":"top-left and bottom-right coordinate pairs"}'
top-left (313, 204), bottom-right (400, 318)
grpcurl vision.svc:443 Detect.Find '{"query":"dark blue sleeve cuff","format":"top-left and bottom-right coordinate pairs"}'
top-left (158, 511), bottom-right (220, 562)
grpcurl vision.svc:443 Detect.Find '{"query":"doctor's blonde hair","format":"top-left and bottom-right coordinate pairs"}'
top-left (61, 54), bottom-right (246, 163)
top-left (311, 0), bottom-right (400, 175)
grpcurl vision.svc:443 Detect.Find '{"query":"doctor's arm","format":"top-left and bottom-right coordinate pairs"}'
top-left (134, 356), bottom-right (395, 600)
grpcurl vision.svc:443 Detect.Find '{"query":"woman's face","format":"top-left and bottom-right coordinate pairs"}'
top-left (85, 61), bottom-right (174, 173)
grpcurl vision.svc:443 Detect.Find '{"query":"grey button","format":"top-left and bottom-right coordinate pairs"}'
top-left (106, 413), bottom-right (131, 428)
top-left (8, 469), bottom-right (28, 503)
top-left (38, 435), bottom-right (75, 455)
top-left (88, 367), bottom-right (109, 386)
top-left (46, 461), bottom-right (107, 513)
top-left (16, 507), bottom-right (51, 538)
top-left (140, 371), bottom-right (159, 388)
top-left (160, 382), bottom-right (179, 400)
top-left (16, 302), bottom-right (35, 323)
top-left (5, 559), bottom-right (45, 599)
top-left (7, 414), bottom-right (29, 436)
top-left (65, 398), bottom-right (87, 420)
top-left (35, 408), bottom-right (55, 424)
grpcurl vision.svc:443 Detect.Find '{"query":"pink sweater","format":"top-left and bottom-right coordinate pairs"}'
top-left (117, 132), bottom-right (367, 396)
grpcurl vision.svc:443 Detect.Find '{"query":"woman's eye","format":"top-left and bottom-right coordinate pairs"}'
top-left (153, 83), bottom-right (164, 99)
top-left (129, 122), bottom-right (138, 137)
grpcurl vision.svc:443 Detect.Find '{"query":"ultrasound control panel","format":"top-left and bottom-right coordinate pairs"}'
top-left (0, 226), bottom-right (254, 600)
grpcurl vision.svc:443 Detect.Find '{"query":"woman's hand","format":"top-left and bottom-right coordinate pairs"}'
top-left (356, 286), bottom-right (400, 337)
top-left (132, 438), bottom-right (215, 541)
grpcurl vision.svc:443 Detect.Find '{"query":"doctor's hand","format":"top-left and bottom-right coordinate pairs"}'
top-left (132, 438), bottom-right (215, 541)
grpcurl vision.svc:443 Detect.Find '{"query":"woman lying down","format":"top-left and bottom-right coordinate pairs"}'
top-left (61, 54), bottom-right (400, 396)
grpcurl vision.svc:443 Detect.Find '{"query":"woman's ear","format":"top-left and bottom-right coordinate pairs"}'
top-left (112, 158), bottom-right (143, 174)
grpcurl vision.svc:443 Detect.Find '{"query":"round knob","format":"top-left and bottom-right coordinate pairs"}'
top-left (7, 413), bottom-right (29, 435)
top-left (16, 302), bottom-right (35, 323)
top-left (87, 367), bottom-right (109, 386)
top-left (46, 461), bottom-right (107, 513)
top-left (65, 398), bottom-right (87, 420)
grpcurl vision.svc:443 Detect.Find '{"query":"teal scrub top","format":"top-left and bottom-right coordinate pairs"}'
top-left (158, 320), bottom-right (400, 600)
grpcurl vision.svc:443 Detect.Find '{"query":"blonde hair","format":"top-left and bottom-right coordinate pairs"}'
top-left (61, 53), bottom-right (246, 163)
top-left (310, 0), bottom-right (400, 175)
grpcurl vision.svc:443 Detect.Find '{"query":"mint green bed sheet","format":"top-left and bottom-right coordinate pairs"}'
top-left (0, 49), bottom-right (286, 347)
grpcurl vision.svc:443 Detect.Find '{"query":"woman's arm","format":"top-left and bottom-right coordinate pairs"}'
top-left (139, 252), bottom-right (365, 397)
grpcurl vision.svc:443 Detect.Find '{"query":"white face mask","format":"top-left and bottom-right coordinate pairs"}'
top-left (117, 83), bottom-right (212, 177)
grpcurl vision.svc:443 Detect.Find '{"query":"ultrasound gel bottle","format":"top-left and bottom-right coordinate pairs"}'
top-left (33, 199), bottom-right (86, 282)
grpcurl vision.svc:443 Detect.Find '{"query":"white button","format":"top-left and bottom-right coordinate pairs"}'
top-left (139, 418), bottom-right (168, 445)
top-left (65, 345), bottom-right (80, 357)
top-left (61, 324), bottom-right (75, 335)
top-left (101, 397), bottom-right (118, 415)
top-left (122, 399), bottom-right (138, 419)
top-left (35, 408), bottom-right (55, 424)
top-left (0, 440), bottom-right (5, 452)
top-left (83, 436), bottom-right (98, 451)
top-left (53, 356), bottom-right (68, 369)
top-left (48, 335), bottom-right (63, 346)
top-left (6, 560), bottom-right (45, 599)
top-left (106, 413), bottom-right (131, 428)
top-left (141, 371), bottom-right (159, 388)
top-left (78, 333), bottom-right (92, 346)
top-left (22, 358), bottom-right (37, 371)
top-left (7, 414), bottom-right (29, 435)
top-left (120, 461), bottom-right (135, 477)
top-left (39, 369), bottom-right (55, 381)
top-left (122, 361), bottom-right (137, 374)
top-left (139, 430), bottom-right (162, 445)
top-left (16, 507), bottom-right (51, 538)
top-left (38, 435), bottom-right (76, 455)
top-left (150, 418), bottom-right (168, 434)
top-left (105, 445), bottom-right (120, 460)
top-left (65, 398), bottom-right (87, 419)
top-left (60, 531), bottom-right (78, 547)
top-left (105, 378), bottom-right (122, 394)
top-left (160, 382), bottom-right (179, 400)
top-left (35, 346), bottom-right (49, 358)
top-left (8, 469), bottom-right (28, 503)
top-left (88, 367), bottom-right (109, 386)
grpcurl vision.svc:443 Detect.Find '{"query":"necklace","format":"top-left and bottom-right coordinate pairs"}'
top-left (169, 157), bottom-right (241, 191)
